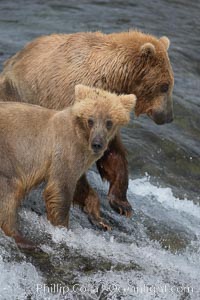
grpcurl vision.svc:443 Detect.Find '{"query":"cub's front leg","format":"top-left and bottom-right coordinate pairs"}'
top-left (43, 165), bottom-right (75, 228)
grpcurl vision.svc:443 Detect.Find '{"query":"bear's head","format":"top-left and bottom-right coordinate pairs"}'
top-left (128, 34), bottom-right (174, 125)
top-left (72, 84), bottom-right (136, 156)
top-left (101, 32), bottom-right (174, 125)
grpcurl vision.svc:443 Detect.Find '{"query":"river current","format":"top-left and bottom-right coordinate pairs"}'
top-left (0, 1), bottom-right (199, 299)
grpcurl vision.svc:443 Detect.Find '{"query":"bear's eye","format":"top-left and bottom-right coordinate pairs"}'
top-left (160, 83), bottom-right (169, 93)
top-left (106, 120), bottom-right (113, 130)
top-left (88, 118), bottom-right (94, 128)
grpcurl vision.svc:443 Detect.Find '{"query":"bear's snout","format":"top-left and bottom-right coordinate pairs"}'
top-left (152, 111), bottom-right (174, 125)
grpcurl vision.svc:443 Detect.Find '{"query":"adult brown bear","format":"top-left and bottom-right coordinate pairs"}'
top-left (0, 30), bottom-right (174, 228)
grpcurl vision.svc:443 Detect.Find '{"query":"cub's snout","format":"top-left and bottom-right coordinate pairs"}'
top-left (91, 136), bottom-right (105, 154)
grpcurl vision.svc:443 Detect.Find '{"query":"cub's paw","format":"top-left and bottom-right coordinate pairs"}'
top-left (14, 232), bottom-right (42, 252)
top-left (88, 215), bottom-right (112, 231)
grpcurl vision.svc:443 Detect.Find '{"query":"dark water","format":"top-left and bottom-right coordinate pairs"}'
top-left (0, 1), bottom-right (200, 299)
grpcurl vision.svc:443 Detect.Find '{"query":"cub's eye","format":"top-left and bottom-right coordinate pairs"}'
top-left (160, 83), bottom-right (169, 93)
top-left (88, 118), bottom-right (94, 128)
top-left (106, 120), bottom-right (113, 130)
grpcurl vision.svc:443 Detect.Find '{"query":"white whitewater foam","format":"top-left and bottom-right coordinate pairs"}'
top-left (129, 175), bottom-right (200, 219)
top-left (0, 257), bottom-right (45, 300)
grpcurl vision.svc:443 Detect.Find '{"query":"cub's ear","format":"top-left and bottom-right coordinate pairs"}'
top-left (160, 36), bottom-right (170, 50)
top-left (113, 94), bottom-right (137, 126)
top-left (140, 42), bottom-right (156, 57)
top-left (75, 84), bottom-right (93, 102)
top-left (120, 94), bottom-right (137, 113)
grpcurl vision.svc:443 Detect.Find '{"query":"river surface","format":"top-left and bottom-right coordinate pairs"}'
top-left (0, 0), bottom-right (200, 299)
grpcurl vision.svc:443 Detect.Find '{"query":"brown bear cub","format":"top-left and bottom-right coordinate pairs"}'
top-left (0, 84), bottom-right (136, 249)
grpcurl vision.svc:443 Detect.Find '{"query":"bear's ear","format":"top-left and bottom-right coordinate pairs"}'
top-left (75, 84), bottom-right (93, 103)
top-left (140, 43), bottom-right (156, 57)
top-left (120, 94), bottom-right (137, 113)
top-left (159, 36), bottom-right (170, 50)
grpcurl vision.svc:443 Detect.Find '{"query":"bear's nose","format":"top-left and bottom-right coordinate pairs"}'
top-left (91, 138), bottom-right (103, 153)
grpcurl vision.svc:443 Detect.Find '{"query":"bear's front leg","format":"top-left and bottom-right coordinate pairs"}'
top-left (44, 179), bottom-right (73, 228)
top-left (73, 175), bottom-right (111, 231)
top-left (96, 133), bottom-right (132, 217)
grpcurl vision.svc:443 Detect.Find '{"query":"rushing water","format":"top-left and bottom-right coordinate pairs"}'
top-left (0, 0), bottom-right (199, 299)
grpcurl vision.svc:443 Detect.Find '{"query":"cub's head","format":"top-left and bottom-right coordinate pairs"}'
top-left (72, 85), bottom-right (136, 156)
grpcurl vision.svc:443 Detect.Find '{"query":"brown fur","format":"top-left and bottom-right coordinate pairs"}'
top-left (0, 85), bottom-right (136, 247)
top-left (0, 30), bottom-right (174, 220)
top-left (0, 30), bottom-right (174, 121)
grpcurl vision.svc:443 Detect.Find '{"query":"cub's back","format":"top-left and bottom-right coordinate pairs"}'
top-left (0, 102), bottom-right (56, 136)
top-left (0, 102), bottom-right (57, 174)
